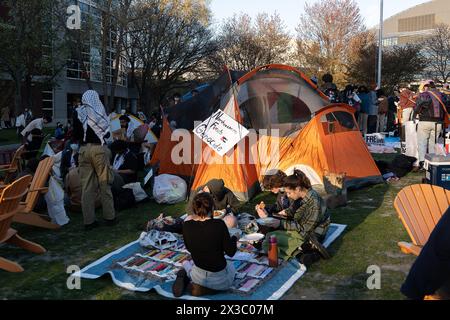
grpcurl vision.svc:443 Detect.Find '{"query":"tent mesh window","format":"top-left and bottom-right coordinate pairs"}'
top-left (321, 111), bottom-right (357, 135)
top-left (237, 69), bottom-right (327, 136)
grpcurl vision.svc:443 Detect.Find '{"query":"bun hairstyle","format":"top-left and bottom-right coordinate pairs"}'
top-left (283, 170), bottom-right (312, 191)
top-left (262, 170), bottom-right (287, 190)
top-left (192, 192), bottom-right (215, 218)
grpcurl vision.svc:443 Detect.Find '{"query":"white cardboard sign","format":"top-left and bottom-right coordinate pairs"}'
top-left (193, 110), bottom-right (249, 156)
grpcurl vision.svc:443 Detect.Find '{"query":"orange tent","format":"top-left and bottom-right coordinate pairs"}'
top-left (151, 64), bottom-right (382, 201)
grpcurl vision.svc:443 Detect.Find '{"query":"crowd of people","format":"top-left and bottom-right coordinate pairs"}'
top-left (1, 88), bottom-right (333, 297)
top-left (318, 74), bottom-right (450, 172)
top-left (2, 77), bottom-right (448, 299)
top-left (318, 73), bottom-right (399, 135)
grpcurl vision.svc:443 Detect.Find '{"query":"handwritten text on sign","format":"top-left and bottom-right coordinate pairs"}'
top-left (193, 110), bottom-right (249, 157)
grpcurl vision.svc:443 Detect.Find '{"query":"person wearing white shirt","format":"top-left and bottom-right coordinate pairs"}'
top-left (21, 116), bottom-right (52, 142)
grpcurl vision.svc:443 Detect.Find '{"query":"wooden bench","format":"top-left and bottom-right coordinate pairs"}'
top-left (0, 145), bottom-right (25, 184)
top-left (0, 175), bottom-right (46, 272)
top-left (12, 156), bottom-right (59, 229)
top-left (394, 184), bottom-right (450, 256)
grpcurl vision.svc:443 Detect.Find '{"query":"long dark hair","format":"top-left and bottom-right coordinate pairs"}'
top-left (283, 170), bottom-right (312, 191)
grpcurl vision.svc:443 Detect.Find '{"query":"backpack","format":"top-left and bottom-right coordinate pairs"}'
top-left (113, 187), bottom-right (136, 211)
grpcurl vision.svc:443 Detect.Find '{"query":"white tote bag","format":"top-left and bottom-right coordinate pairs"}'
top-left (45, 176), bottom-right (70, 226)
top-left (152, 174), bottom-right (187, 204)
top-left (404, 121), bottom-right (419, 165)
top-left (123, 182), bottom-right (149, 203)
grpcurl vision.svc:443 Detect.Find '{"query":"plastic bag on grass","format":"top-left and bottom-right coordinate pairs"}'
top-left (45, 176), bottom-right (70, 226)
top-left (123, 182), bottom-right (149, 202)
top-left (152, 174), bottom-right (187, 204)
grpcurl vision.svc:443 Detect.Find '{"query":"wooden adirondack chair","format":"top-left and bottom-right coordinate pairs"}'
top-left (12, 156), bottom-right (60, 229)
top-left (0, 145), bottom-right (25, 184)
top-left (394, 184), bottom-right (450, 256)
top-left (0, 175), bottom-right (46, 273)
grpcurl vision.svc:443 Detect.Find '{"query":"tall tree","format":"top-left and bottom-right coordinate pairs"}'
top-left (295, 0), bottom-right (365, 87)
top-left (0, 0), bottom-right (68, 115)
top-left (347, 43), bottom-right (426, 92)
top-left (126, 0), bottom-right (216, 113)
top-left (208, 13), bottom-right (291, 74)
top-left (422, 23), bottom-right (450, 83)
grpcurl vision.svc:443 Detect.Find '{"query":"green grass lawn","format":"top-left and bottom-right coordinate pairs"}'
top-left (0, 128), bottom-right (56, 147)
top-left (0, 156), bottom-right (421, 300)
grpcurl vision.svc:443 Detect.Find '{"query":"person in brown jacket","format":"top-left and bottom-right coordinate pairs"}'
top-left (377, 89), bottom-right (389, 133)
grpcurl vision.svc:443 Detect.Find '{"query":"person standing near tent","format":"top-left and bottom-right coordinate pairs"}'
top-left (413, 81), bottom-right (449, 170)
top-left (398, 88), bottom-right (417, 126)
top-left (73, 90), bottom-right (116, 230)
top-left (367, 86), bottom-right (379, 134)
top-left (377, 89), bottom-right (389, 133)
top-left (320, 73), bottom-right (339, 103)
top-left (358, 86), bottom-right (371, 134)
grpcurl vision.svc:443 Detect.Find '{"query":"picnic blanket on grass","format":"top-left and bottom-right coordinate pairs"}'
top-left (76, 224), bottom-right (346, 300)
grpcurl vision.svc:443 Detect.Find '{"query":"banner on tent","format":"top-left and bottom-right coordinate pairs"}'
top-left (193, 110), bottom-right (249, 157)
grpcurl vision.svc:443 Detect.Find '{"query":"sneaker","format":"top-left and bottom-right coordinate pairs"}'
top-left (187, 283), bottom-right (219, 297)
top-left (172, 269), bottom-right (189, 298)
top-left (296, 252), bottom-right (321, 268)
top-left (308, 233), bottom-right (331, 260)
top-left (84, 221), bottom-right (99, 231)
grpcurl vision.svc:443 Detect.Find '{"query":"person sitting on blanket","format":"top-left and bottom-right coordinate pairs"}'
top-left (173, 192), bottom-right (238, 297)
top-left (186, 179), bottom-right (240, 216)
top-left (110, 140), bottom-right (139, 186)
top-left (256, 170), bottom-right (291, 218)
top-left (269, 170), bottom-right (331, 267)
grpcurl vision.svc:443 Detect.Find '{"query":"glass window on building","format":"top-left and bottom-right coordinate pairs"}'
top-left (398, 14), bottom-right (435, 33)
top-left (42, 90), bottom-right (54, 118)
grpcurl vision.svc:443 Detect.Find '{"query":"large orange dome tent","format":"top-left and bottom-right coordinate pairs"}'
top-left (151, 64), bottom-right (383, 201)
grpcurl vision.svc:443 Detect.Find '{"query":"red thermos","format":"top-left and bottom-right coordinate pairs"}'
top-left (268, 235), bottom-right (278, 268)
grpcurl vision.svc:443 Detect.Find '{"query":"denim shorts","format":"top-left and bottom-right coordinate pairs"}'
top-left (189, 262), bottom-right (236, 291)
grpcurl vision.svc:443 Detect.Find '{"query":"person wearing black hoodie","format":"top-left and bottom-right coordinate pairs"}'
top-left (186, 179), bottom-right (240, 216)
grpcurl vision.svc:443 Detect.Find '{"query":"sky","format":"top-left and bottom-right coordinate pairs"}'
top-left (210, 0), bottom-right (431, 34)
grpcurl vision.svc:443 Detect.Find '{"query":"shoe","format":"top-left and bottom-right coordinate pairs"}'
top-left (308, 233), bottom-right (331, 260)
top-left (84, 221), bottom-right (99, 231)
top-left (103, 218), bottom-right (118, 227)
top-left (296, 252), bottom-right (321, 268)
top-left (187, 283), bottom-right (219, 297)
top-left (172, 269), bottom-right (189, 298)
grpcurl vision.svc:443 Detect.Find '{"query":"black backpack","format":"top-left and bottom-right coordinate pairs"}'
top-left (113, 187), bottom-right (136, 211)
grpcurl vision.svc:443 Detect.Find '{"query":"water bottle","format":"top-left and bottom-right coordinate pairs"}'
top-left (268, 235), bottom-right (278, 268)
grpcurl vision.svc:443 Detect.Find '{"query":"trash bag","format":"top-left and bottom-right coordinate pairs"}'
top-left (45, 176), bottom-right (70, 226)
top-left (123, 182), bottom-right (149, 203)
top-left (152, 174), bottom-right (187, 204)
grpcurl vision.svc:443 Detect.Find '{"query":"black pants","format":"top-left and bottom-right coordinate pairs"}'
top-left (401, 207), bottom-right (450, 299)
